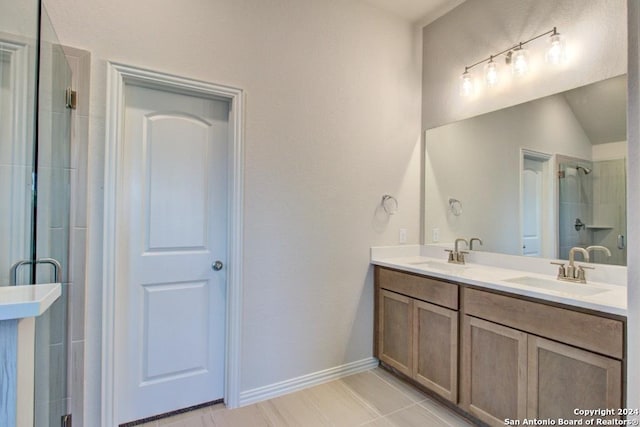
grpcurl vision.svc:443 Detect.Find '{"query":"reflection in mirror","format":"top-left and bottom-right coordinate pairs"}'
top-left (424, 75), bottom-right (627, 265)
top-left (0, 0), bottom-right (40, 286)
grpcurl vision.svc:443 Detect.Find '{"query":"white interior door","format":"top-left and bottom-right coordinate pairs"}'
top-left (1, 43), bottom-right (31, 286)
top-left (522, 157), bottom-right (543, 256)
top-left (115, 84), bottom-right (229, 424)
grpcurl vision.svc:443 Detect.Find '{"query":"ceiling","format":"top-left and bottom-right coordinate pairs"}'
top-left (361, 0), bottom-right (466, 26)
top-left (563, 76), bottom-right (627, 145)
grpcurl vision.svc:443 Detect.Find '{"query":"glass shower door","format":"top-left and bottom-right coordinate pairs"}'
top-left (34, 6), bottom-right (72, 426)
top-left (1, 0), bottom-right (72, 424)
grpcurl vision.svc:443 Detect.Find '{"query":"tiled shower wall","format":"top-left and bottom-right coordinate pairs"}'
top-left (558, 165), bottom-right (593, 260)
top-left (591, 159), bottom-right (627, 265)
top-left (558, 158), bottom-right (627, 266)
top-left (63, 45), bottom-right (90, 427)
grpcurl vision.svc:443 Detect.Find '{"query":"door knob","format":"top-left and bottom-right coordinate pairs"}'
top-left (212, 261), bottom-right (224, 271)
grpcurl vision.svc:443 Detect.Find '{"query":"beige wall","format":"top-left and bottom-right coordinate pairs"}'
top-left (43, 0), bottom-right (423, 424)
top-left (0, 0), bottom-right (39, 40)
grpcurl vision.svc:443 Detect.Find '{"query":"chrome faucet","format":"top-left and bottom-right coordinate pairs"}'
top-left (445, 238), bottom-right (469, 264)
top-left (586, 245), bottom-right (612, 259)
top-left (551, 246), bottom-right (592, 283)
top-left (469, 237), bottom-right (483, 250)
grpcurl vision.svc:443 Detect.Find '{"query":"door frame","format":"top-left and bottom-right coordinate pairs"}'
top-left (520, 148), bottom-right (555, 258)
top-left (102, 62), bottom-right (244, 426)
top-left (1, 39), bottom-right (31, 285)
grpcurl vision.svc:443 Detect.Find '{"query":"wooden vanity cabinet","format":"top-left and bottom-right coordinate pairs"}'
top-left (374, 266), bottom-right (625, 426)
top-left (461, 287), bottom-right (624, 426)
top-left (378, 289), bottom-right (413, 376)
top-left (413, 299), bottom-right (458, 401)
top-left (375, 267), bottom-right (458, 402)
top-left (461, 315), bottom-right (528, 425)
top-left (528, 336), bottom-right (622, 420)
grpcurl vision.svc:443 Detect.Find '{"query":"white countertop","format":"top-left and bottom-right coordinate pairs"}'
top-left (0, 284), bottom-right (62, 321)
top-left (371, 246), bottom-right (626, 317)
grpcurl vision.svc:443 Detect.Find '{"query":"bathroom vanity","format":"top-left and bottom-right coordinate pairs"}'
top-left (0, 284), bottom-right (61, 427)
top-left (372, 246), bottom-right (626, 427)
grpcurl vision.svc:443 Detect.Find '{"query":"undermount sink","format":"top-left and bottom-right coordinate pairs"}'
top-left (408, 260), bottom-right (468, 273)
top-left (503, 276), bottom-right (608, 297)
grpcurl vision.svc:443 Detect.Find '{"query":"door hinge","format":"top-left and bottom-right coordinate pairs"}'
top-left (65, 88), bottom-right (77, 110)
top-left (61, 413), bottom-right (72, 427)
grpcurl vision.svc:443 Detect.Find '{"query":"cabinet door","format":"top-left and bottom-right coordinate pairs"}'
top-left (461, 316), bottom-right (527, 426)
top-left (413, 300), bottom-right (458, 402)
top-left (528, 336), bottom-right (622, 420)
top-left (378, 289), bottom-right (412, 376)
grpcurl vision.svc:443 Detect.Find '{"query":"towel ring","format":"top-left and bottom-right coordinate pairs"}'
top-left (449, 198), bottom-right (463, 216)
top-left (381, 195), bottom-right (398, 215)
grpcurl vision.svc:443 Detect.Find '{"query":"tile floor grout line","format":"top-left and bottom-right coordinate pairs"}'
top-left (371, 368), bottom-right (472, 427)
top-left (383, 401), bottom-right (466, 427)
top-left (379, 401), bottom-right (421, 418)
top-left (369, 368), bottom-right (428, 403)
top-left (334, 372), bottom-right (387, 419)
top-left (416, 399), bottom-right (473, 427)
top-left (298, 385), bottom-right (342, 427)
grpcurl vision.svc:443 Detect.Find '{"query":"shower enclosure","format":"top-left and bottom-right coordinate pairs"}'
top-left (558, 156), bottom-right (627, 266)
top-left (1, 0), bottom-right (73, 425)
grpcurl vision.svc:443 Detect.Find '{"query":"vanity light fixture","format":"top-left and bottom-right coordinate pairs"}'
top-left (510, 43), bottom-right (529, 76)
top-left (485, 56), bottom-right (499, 86)
top-left (460, 67), bottom-right (474, 96)
top-left (460, 27), bottom-right (566, 96)
top-left (546, 27), bottom-right (566, 64)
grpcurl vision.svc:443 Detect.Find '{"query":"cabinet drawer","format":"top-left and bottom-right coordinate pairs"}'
top-left (462, 287), bottom-right (624, 359)
top-left (377, 267), bottom-right (458, 310)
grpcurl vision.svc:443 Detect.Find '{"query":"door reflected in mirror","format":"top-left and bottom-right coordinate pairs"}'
top-left (424, 74), bottom-right (627, 266)
top-left (1, 5), bottom-right (40, 285)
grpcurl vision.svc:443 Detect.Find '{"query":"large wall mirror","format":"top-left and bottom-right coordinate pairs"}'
top-left (424, 74), bottom-right (627, 266)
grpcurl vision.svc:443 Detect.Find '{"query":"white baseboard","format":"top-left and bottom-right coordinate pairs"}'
top-left (238, 357), bottom-right (379, 407)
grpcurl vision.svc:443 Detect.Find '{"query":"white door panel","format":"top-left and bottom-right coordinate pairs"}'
top-left (522, 158), bottom-right (543, 256)
top-left (116, 84), bottom-right (228, 423)
top-left (146, 113), bottom-right (211, 250)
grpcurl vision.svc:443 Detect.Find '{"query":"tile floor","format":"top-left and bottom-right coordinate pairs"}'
top-left (137, 367), bottom-right (476, 426)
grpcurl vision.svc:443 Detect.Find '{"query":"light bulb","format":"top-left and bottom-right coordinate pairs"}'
top-left (546, 32), bottom-right (565, 64)
top-left (485, 58), bottom-right (499, 87)
top-left (511, 46), bottom-right (529, 76)
top-left (460, 69), bottom-right (474, 97)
